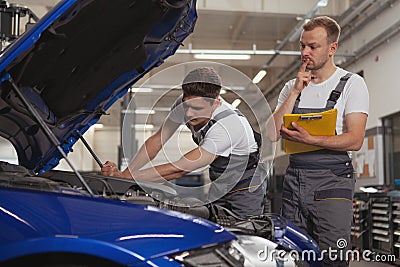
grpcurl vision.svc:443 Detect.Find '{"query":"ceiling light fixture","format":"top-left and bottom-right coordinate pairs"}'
top-left (130, 87), bottom-right (153, 93)
top-left (231, 99), bottom-right (242, 108)
top-left (134, 109), bottom-right (156, 115)
top-left (134, 124), bottom-right (154, 130)
top-left (178, 48), bottom-right (276, 56)
top-left (194, 54), bottom-right (251, 60)
top-left (177, 48), bottom-right (353, 57)
top-left (253, 70), bottom-right (267, 84)
top-left (317, 0), bottom-right (328, 7)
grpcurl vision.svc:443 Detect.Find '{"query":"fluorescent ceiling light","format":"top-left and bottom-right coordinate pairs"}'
top-left (134, 109), bottom-right (156, 115)
top-left (177, 47), bottom-right (355, 57)
top-left (194, 54), bottom-right (251, 60)
top-left (225, 86), bottom-right (245, 91)
top-left (177, 49), bottom-right (276, 55)
top-left (253, 70), bottom-right (267, 84)
top-left (153, 107), bottom-right (172, 112)
top-left (134, 124), bottom-right (154, 130)
top-left (231, 99), bottom-right (242, 108)
top-left (317, 0), bottom-right (328, 7)
top-left (130, 87), bottom-right (153, 93)
top-left (93, 124), bottom-right (104, 129)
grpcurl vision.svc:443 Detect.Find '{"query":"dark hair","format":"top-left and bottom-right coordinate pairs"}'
top-left (182, 67), bottom-right (222, 99)
top-left (182, 82), bottom-right (221, 99)
top-left (303, 16), bottom-right (341, 43)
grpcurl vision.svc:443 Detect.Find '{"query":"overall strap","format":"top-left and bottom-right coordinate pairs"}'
top-left (293, 92), bottom-right (301, 111)
top-left (192, 109), bottom-right (237, 145)
top-left (213, 108), bottom-right (238, 121)
top-left (325, 72), bottom-right (353, 109)
top-left (293, 72), bottom-right (353, 112)
top-left (193, 108), bottom-right (262, 153)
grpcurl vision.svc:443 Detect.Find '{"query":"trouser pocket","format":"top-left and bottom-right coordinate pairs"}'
top-left (314, 188), bottom-right (353, 201)
top-left (329, 162), bottom-right (354, 179)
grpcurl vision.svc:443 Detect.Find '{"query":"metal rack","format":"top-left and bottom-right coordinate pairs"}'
top-left (367, 193), bottom-right (400, 264)
top-left (369, 195), bottom-right (392, 254)
top-left (352, 193), bottom-right (369, 251)
top-left (391, 198), bottom-right (400, 261)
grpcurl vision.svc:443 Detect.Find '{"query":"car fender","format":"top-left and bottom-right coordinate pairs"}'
top-left (0, 236), bottom-right (145, 266)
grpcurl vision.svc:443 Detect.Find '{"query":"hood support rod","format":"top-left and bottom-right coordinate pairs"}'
top-left (76, 131), bottom-right (103, 168)
top-left (8, 76), bottom-right (95, 197)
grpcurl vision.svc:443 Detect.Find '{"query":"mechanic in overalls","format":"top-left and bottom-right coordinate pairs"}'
top-left (266, 16), bottom-right (369, 266)
top-left (102, 67), bottom-right (266, 217)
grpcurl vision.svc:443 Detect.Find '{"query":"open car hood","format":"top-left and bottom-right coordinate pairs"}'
top-left (0, 0), bottom-right (197, 173)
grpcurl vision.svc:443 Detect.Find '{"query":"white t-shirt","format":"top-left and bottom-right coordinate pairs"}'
top-left (168, 95), bottom-right (258, 157)
top-left (276, 67), bottom-right (369, 135)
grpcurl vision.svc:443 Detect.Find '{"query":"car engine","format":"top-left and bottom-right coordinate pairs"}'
top-left (0, 161), bottom-right (275, 241)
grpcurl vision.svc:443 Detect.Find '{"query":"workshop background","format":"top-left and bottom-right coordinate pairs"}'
top-left (1, 1), bottom-right (400, 265)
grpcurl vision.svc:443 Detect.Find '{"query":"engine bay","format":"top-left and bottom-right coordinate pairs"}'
top-left (0, 161), bottom-right (275, 241)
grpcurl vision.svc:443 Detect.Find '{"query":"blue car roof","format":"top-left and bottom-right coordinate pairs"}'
top-left (0, 0), bottom-right (197, 173)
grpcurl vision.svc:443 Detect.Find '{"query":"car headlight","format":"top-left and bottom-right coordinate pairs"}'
top-left (173, 241), bottom-right (245, 266)
top-left (233, 235), bottom-right (297, 267)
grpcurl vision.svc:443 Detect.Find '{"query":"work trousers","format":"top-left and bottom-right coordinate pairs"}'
top-left (282, 164), bottom-right (355, 267)
top-left (214, 179), bottom-right (266, 217)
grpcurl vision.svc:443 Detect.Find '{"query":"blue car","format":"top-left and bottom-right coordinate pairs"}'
top-left (0, 0), bottom-right (321, 266)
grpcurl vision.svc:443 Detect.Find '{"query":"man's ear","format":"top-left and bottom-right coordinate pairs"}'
top-left (329, 41), bottom-right (338, 56)
top-left (214, 97), bottom-right (221, 107)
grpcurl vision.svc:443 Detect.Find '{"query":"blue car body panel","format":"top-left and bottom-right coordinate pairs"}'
top-left (270, 214), bottom-right (322, 266)
top-left (0, 0), bottom-right (197, 173)
top-left (0, 188), bottom-right (235, 265)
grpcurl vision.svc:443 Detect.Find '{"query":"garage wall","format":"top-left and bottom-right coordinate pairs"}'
top-left (341, 2), bottom-right (400, 129)
top-left (339, 3), bottom-right (400, 187)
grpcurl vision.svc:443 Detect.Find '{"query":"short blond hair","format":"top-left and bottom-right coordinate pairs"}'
top-left (303, 16), bottom-right (341, 43)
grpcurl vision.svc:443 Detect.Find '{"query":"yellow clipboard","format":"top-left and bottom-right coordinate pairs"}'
top-left (283, 108), bottom-right (337, 154)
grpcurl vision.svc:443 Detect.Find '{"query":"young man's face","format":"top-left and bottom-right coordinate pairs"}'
top-left (300, 26), bottom-right (337, 70)
top-left (182, 95), bottom-right (219, 130)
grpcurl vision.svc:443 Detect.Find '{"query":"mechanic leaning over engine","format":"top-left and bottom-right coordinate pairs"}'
top-left (102, 67), bottom-right (266, 217)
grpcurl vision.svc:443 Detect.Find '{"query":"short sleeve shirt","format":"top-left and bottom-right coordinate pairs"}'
top-left (168, 95), bottom-right (258, 157)
top-left (276, 67), bottom-right (369, 135)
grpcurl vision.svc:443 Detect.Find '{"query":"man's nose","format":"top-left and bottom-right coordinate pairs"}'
top-left (185, 107), bottom-right (194, 117)
top-left (302, 47), bottom-right (311, 56)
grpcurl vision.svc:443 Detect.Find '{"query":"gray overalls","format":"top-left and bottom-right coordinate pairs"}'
top-left (190, 109), bottom-right (266, 217)
top-left (282, 73), bottom-right (354, 267)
